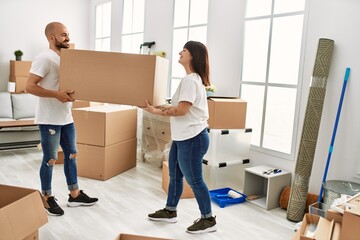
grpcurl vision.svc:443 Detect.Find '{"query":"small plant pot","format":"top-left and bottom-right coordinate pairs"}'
top-left (15, 56), bottom-right (22, 61)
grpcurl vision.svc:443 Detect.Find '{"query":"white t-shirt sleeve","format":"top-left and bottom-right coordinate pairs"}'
top-left (178, 77), bottom-right (197, 104)
top-left (30, 54), bottom-right (50, 78)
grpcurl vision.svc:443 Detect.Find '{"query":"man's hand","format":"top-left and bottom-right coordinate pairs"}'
top-left (57, 90), bottom-right (74, 103)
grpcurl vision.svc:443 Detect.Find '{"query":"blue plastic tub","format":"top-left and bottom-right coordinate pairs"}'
top-left (209, 187), bottom-right (247, 208)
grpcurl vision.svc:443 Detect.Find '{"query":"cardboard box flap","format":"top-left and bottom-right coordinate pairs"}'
top-left (314, 217), bottom-right (334, 240)
top-left (0, 185), bottom-right (48, 240)
top-left (346, 193), bottom-right (360, 216)
top-left (117, 233), bottom-right (172, 240)
top-left (208, 97), bottom-right (246, 103)
top-left (76, 104), bottom-right (135, 113)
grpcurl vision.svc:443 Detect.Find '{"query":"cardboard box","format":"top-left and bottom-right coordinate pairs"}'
top-left (9, 76), bottom-right (27, 93)
top-left (207, 97), bottom-right (247, 129)
top-left (340, 211), bottom-right (359, 240)
top-left (72, 100), bottom-right (91, 108)
top-left (116, 233), bottom-right (172, 240)
top-left (57, 147), bottom-right (64, 164)
top-left (162, 161), bottom-right (194, 198)
top-left (338, 193), bottom-right (360, 240)
top-left (59, 49), bottom-right (169, 107)
top-left (72, 101), bottom-right (104, 108)
top-left (10, 60), bottom-right (32, 77)
top-left (77, 138), bottom-right (137, 180)
top-left (0, 184), bottom-right (48, 240)
top-left (293, 213), bottom-right (335, 240)
top-left (73, 105), bottom-right (137, 147)
top-left (37, 144), bottom-right (64, 164)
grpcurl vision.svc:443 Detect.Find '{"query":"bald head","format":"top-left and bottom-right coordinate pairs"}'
top-left (45, 22), bottom-right (66, 39)
top-left (44, 22), bottom-right (70, 52)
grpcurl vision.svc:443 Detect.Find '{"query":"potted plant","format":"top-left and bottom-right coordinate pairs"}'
top-left (14, 50), bottom-right (23, 61)
top-left (205, 85), bottom-right (216, 97)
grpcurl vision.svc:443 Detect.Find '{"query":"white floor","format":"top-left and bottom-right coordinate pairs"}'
top-left (0, 148), bottom-right (297, 240)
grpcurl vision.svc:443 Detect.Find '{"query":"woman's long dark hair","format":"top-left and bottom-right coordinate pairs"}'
top-left (183, 41), bottom-right (211, 87)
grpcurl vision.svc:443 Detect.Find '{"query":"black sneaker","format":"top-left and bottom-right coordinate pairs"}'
top-left (67, 190), bottom-right (98, 207)
top-left (187, 216), bottom-right (217, 234)
top-left (45, 196), bottom-right (64, 216)
top-left (148, 208), bottom-right (178, 223)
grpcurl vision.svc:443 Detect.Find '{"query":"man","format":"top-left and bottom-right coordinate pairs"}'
top-left (26, 22), bottom-right (98, 216)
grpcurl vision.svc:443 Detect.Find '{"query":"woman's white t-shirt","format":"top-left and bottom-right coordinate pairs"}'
top-left (30, 49), bottom-right (73, 125)
top-left (170, 73), bottom-right (209, 141)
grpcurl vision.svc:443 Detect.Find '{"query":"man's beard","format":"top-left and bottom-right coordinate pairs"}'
top-left (54, 37), bottom-right (70, 49)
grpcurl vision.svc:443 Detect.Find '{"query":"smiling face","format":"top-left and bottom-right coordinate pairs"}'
top-left (178, 48), bottom-right (193, 73)
top-left (51, 24), bottom-right (70, 49)
top-left (45, 22), bottom-right (70, 53)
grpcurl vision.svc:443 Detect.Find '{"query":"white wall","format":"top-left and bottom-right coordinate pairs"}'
top-left (1, 0), bottom-right (360, 195)
top-left (0, 0), bottom-right (90, 91)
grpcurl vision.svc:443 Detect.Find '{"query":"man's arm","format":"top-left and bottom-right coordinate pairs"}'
top-left (26, 73), bottom-right (74, 103)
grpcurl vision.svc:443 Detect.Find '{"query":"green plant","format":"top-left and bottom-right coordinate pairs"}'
top-left (205, 85), bottom-right (216, 92)
top-left (14, 50), bottom-right (23, 57)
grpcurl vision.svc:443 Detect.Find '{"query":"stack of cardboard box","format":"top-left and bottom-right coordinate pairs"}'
top-left (9, 60), bottom-right (32, 93)
top-left (73, 105), bottom-right (138, 181)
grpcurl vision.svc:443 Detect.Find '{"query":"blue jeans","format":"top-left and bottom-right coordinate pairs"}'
top-left (38, 123), bottom-right (78, 196)
top-left (166, 128), bottom-right (212, 218)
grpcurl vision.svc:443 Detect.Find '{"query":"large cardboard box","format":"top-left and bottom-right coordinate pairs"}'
top-left (77, 138), bottom-right (137, 180)
top-left (162, 161), bottom-right (194, 198)
top-left (116, 233), bottom-right (172, 240)
top-left (207, 97), bottom-right (247, 129)
top-left (10, 60), bottom-right (32, 77)
top-left (0, 184), bottom-right (48, 240)
top-left (73, 105), bottom-right (137, 147)
top-left (59, 49), bottom-right (169, 107)
top-left (9, 76), bottom-right (27, 93)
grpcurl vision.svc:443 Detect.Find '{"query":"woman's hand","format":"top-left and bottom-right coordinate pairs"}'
top-left (143, 99), bottom-right (156, 113)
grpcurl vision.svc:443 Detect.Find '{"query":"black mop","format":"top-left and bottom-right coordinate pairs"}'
top-left (287, 38), bottom-right (334, 222)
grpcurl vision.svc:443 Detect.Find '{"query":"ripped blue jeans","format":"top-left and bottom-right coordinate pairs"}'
top-left (38, 123), bottom-right (78, 196)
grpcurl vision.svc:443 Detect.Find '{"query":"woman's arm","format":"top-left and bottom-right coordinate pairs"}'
top-left (143, 99), bottom-right (191, 116)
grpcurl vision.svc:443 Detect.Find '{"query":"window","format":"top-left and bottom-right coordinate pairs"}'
top-left (121, 0), bottom-right (145, 54)
top-left (170, 0), bottom-right (209, 96)
top-left (95, 2), bottom-right (112, 51)
top-left (240, 0), bottom-right (305, 158)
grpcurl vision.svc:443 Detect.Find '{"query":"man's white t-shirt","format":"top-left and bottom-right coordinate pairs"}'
top-left (30, 49), bottom-right (73, 125)
top-left (170, 73), bottom-right (209, 141)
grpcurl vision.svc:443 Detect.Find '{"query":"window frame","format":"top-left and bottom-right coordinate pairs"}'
top-left (121, 0), bottom-right (145, 54)
top-left (94, 1), bottom-right (112, 52)
top-left (169, 0), bottom-right (209, 98)
top-left (240, 0), bottom-right (308, 161)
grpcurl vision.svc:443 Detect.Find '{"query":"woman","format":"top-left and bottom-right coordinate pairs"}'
top-left (144, 41), bottom-right (216, 234)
